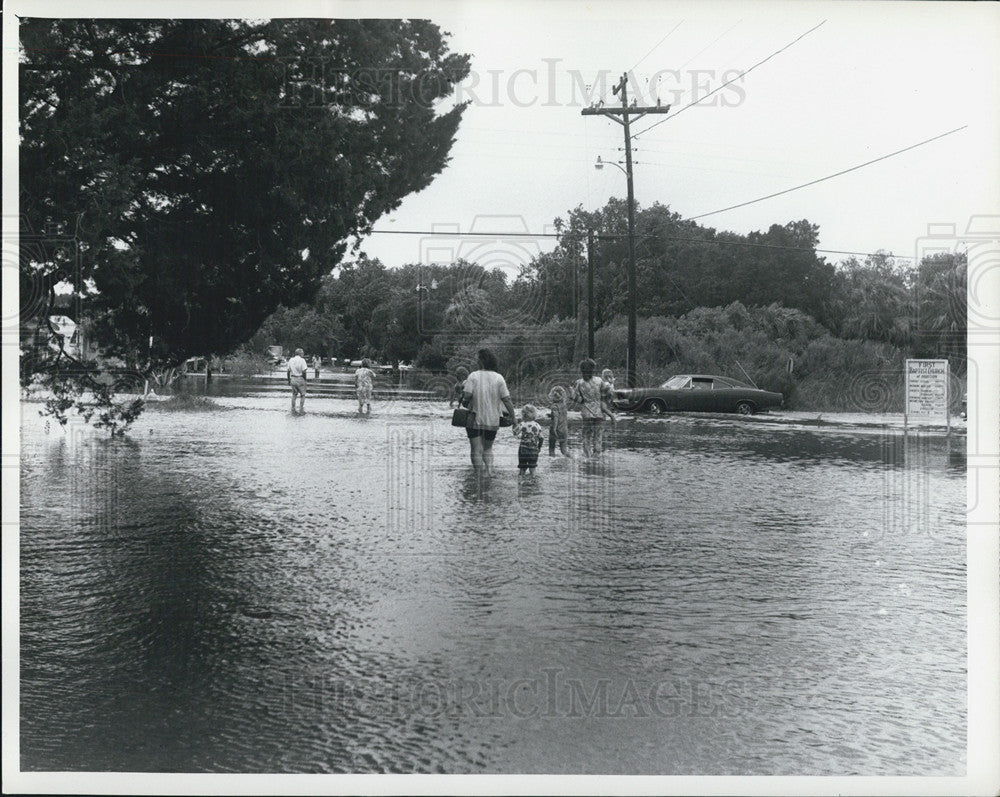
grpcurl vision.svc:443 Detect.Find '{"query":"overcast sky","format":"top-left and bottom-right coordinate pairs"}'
top-left (356, 0), bottom-right (999, 277)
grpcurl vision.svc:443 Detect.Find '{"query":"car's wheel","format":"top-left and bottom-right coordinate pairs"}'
top-left (735, 400), bottom-right (755, 415)
top-left (646, 399), bottom-right (667, 414)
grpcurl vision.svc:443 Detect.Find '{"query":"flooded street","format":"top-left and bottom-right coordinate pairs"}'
top-left (19, 392), bottom-right (966, 774)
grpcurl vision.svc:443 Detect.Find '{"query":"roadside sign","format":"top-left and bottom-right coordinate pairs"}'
top-left (904, 358), bottom-right (950, 430)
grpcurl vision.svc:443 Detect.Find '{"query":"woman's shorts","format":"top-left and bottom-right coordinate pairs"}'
top-left (467, 427), bottom-right (498, 441)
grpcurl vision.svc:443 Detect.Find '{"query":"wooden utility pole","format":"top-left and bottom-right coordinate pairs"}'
top-left (581, 73), bottom-right (670, 388)
top-left (587, 228), bottom-right (595, 359)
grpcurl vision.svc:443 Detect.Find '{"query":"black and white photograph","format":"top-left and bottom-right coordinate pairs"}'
top-left (3, 0), bottom-right (999, 793)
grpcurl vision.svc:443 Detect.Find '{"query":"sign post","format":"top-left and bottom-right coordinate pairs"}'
top-left (904, 359), bottom-right (950, 434)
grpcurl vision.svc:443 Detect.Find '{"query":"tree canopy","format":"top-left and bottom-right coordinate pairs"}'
top-left (20, 18), bottom-right (470, 368)
top-left (248, 197), bottom-right (965, 376)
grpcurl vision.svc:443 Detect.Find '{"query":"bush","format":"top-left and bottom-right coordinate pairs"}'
top-left (593, 302), bottom-right (912, 410)
top-left (223, 350), bottom-right (271, 377)
top-left (147, 393), bottom-right (222, 412)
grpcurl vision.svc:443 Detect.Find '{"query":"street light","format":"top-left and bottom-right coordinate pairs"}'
top-left (595, 155), bottom-right (627, 176)
top-left (415, 278), bottom-right (438, 339)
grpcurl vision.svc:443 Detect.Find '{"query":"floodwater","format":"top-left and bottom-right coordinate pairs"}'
top-left (19, 386), bottom-right (966, 774)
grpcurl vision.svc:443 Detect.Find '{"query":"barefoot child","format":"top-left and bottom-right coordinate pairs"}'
top-left (547, 386), bottom-right (571, 456)
top-left (512, 404), bottom-right (544, 475)
top-left (449, 366), bottom-right (470, 407)
top-left (600, 369), bottom-right (617, 421)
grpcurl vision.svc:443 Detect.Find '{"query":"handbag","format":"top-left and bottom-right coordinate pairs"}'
top-left (451, 407), bottom-right (474, 428)
top-left (498, 412), bottom-right (513, 427)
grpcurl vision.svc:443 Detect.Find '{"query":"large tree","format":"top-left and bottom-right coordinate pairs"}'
top-left (532, 201), bottom-right (836, 329)
top-left (20, 18), bottom-right (470, 369)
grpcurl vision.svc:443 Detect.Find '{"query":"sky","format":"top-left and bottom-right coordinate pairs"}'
top-left (353, 1), bottom-right (1000, 279)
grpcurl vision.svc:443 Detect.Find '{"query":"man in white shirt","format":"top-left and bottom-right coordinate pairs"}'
top-left (286, 347), bottom-right (309, 413)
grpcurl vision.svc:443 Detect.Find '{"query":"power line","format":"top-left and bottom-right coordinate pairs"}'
top-left (591, 21), bottom-right (685, 108)
top-left (632, 20), bottom-right (827, 139)
top-left (367, 227), bottom-right (916, 260)
top-left (634, 20), bottom-right (686, 74)
top-left (685, 125), bottom-right (969, 221)
top-left (656, 19), bottom-right (744, 104)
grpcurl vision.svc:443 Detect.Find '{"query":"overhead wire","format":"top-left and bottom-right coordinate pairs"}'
top-left (684, 125), bottom-right (969, 221)
top-left (631, 19), bottom-right (827, 139)
top-left (370, 20), bottom-right (946, 268)
top-left (647, 18), bottom-right (744, 106)
top-left (590, 20), bottom-right (685, 108)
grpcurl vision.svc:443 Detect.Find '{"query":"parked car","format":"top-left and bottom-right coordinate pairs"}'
top-left (613, 374), bottom-right (783, 415)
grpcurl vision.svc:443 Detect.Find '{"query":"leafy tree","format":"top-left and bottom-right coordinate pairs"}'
top-left (536, 201), bottom-right (836, 329)
top-left (830, 252), bottom-right (913, 347)
top-left (20, 18), bottom-right (470, 371)
top-left (248, 304), bottom-right (346, 358)
top-left (914, 251), bottom-right (966, 363)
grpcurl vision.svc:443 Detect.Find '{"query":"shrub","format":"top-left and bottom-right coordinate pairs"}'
top-left (147, 393), bottom-right (222, 412)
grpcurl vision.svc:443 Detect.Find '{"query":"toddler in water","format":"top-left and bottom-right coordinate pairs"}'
top-left (512, 404), bottom-right (545, 474)
top-left (547, 386), bottom-right (571, 457)
top-left (600, 369), bottom-right (617, 421)
top-left (449, 366), bottom-right (470, 407)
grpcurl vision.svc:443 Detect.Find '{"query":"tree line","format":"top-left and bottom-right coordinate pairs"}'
top-left (248, 199), bottom-right (967, 382)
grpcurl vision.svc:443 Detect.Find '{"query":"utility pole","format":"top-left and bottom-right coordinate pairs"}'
top-left (582, 73), bottom-right (670, 388)
top-left (587, 228), bottom-right (595, 359)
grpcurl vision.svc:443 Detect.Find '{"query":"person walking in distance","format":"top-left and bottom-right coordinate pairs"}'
top-left (287, 348), bottom-right (309, 413)
top-left (355, 358), bottom-right (376, 415)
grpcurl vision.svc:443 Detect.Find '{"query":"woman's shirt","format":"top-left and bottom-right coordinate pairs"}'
top-left (355, 367), bottom-right (375, 389)
top-left (463, 369), bottom-right (511, 428)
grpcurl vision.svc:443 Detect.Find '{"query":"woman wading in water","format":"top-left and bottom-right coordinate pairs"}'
top-left (460, 348), bottom-right (515, 477)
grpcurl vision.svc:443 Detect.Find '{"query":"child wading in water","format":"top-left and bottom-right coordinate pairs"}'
top-left (547, 386), bottom-right (571, 457)
top-left (355, 358), bottom-right (376, 415)
top-left (449, 366), bottom-right (470, 408)
top-left (600, 369), bottom-right (618, 421)
top-left (512, 404), bottom-right (545, 475)
top-left (572, 358), bottom-right (614, 458)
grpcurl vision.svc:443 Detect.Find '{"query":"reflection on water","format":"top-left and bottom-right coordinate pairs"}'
top-left (19, 397), bottom-right (966, 774)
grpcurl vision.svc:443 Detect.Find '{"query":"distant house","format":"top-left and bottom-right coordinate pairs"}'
top-left (20, 292), bottom-right (98, 362)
